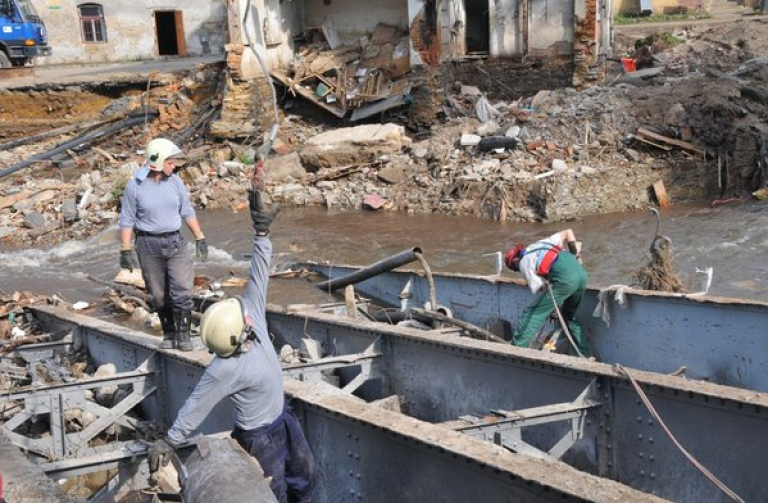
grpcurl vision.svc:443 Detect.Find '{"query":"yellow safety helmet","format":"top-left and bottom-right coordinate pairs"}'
top-left (145, 138), bottom-right (182, 171)
top-left (199, 299), bottom-right (245, 358)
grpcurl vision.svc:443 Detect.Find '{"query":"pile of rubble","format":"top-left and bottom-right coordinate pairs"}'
top-left (3, 20), bottom-right (768, 248)
top-left (0, 64), bottom-right (223, 245)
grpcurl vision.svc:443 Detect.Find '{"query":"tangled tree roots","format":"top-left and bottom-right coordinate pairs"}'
top-left (633, 235), bottom-right (687, 293)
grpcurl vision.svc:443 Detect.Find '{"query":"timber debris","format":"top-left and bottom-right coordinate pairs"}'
top-left (272, 23), bottom-right (412, 120)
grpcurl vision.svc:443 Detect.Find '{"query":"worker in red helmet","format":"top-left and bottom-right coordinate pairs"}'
top-left (504, 229), bottom-right (591, 356)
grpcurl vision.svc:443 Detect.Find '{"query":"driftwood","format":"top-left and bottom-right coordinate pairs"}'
top-left (88, 275), bottom-right (151, 305)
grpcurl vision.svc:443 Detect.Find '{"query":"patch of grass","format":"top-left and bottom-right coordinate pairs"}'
top-left (614, 11), bottom-right (711, 25)
top-left (636, 32), bottom-right (684, 50)
top-left (237, 151), bottom-right (255, 165)
top-left (111, 171), bottom-right (131, 203)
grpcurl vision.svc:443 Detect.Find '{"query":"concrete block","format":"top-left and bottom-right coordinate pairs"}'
top-left (301, 338), bottom-right (324, 361)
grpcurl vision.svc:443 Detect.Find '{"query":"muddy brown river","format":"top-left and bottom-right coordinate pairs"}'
top-left (1, 203), bottom-right (767, 306)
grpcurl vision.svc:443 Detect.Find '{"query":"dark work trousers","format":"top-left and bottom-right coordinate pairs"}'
top-left (135, 232), bottom-right (194, 315)
top-left (232, 408), bottom-right (318, 503)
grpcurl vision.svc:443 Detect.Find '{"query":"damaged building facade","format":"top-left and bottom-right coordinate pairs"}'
top-left (28, 0), bottom-right (227, 65)
top-left (214, 0), bottom-right (611, 136)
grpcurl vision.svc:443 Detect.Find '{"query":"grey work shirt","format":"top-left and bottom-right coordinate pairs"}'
top-left (119, 172), bottom-right (196, 233)
top-left (167, 236), bottom-right (284, 445)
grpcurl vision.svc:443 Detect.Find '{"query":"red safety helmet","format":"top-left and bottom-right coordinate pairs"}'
top-left (505, 244), bottom-right (526, 271)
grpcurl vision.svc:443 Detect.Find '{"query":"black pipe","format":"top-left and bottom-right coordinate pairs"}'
top-left (315, 247), bottom-right (423, 292)
top-left (0, 113), bottom-right (156, 179)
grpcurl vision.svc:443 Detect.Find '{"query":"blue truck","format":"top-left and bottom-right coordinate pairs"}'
top-left (0, 0), bottom-right (50, 68)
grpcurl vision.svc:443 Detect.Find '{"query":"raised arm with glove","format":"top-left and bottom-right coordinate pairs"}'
top-left (248, 165), bottom-right (281, 235)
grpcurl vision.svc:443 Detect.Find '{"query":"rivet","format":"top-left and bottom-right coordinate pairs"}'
top-left (648, 437), bottom-right (654, 444)
top-left (355, 454), bottom-right (360, 460)
top-left (650, 473), bottom-right (656, 479)
top-left (349, 471), bottom-right (354, 476)
top-left (637, 416), bottom-right (642, 422)
top-left (637, 434), bottom-right (643, 440)
top-left (640, 470), bottom-right (645, 476)
top-left (649, 455), bottom-right (655, 461)
top-left (348, 451), bottom-right (353, 457)
top-left (639, 452), bottom-right (644, 458)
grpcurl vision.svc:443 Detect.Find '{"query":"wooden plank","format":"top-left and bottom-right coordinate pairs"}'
top-left (634, 135), bottom-right (672, 151)
top-left (174, 10), bottom-right (187, 57)
top-left (653, 180), bottom-right (670, 208)
top-left (636, 127), bottom-right (705, 156)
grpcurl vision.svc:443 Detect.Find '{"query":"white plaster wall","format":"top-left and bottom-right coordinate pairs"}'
top-left (304, 0), bottom-right (408, 44)
top-left (31, 0), bottom-right (227, 65)
top-left (489, 0), bottom-right (519, 57)
top-left (408, 0), bottom-right (424, 66)
top-left (529, 0), bottom-right (574, 54)
top-left (238, 0), bottom-right (302, 79)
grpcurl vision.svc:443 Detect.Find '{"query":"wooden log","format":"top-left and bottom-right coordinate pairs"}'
top-left (344, 285), bottom-right (358, 320)
top-left (653, 180), bottom-right (670, 208)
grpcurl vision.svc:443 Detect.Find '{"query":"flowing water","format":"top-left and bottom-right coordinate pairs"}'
top-left (1, 202), bottom-right (767, 307)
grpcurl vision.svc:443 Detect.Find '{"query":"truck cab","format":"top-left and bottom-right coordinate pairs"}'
top-left (0, 0), bottom-right (51, 67)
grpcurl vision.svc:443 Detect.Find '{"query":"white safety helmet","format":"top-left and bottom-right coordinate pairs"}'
top-left (146, 138), bottom-right (182, 171)
top-left (199, 298), bottom-right (246, 358)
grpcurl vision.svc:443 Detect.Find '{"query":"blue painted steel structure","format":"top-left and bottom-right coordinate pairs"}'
top-left (19, 306), bottom-right (678, 503)
top-left (306, 263), bottom-right (768, 392)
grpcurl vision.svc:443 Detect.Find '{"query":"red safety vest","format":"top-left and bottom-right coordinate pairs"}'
top-left (524, 244), bottom-right (563, 277)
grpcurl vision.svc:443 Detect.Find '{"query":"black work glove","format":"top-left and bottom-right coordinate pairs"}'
top-left (248, 187), bottom-right (281, 234)
top-left (120, 248), bottom-right (138, 272)
top-left (148, 437), bottom-right (175, 472)
top-left (195, 237), bottom-right (208, 262)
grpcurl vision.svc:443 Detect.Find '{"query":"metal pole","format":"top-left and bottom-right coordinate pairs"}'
top-left (315, 247), bottom-right (423, 292)
top-left (0, 113), bottom-right (156, 179)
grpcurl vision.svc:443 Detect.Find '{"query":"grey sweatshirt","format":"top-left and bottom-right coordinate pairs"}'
top-left (167, 235), bottom-right (284, 444)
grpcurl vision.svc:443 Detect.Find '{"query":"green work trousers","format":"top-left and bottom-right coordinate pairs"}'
top-left (513, 252), bottom-right (591, 356)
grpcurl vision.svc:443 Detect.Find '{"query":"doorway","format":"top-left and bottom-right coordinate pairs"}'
top-left (465, 0), bottom-right (489, 54)
top-left (155, 10), bottom-right (186, 56)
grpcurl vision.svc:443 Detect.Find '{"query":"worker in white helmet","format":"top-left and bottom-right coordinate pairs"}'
top-left (149, 167), bottom-right (317, 503)
top-left (118, 138), bottom-right (208, 351)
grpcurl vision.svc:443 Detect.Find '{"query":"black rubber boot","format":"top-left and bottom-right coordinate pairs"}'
top-left (175, 309), bottom-right (194, 352)
top-left (158, 309), bottom-right (175, 350)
